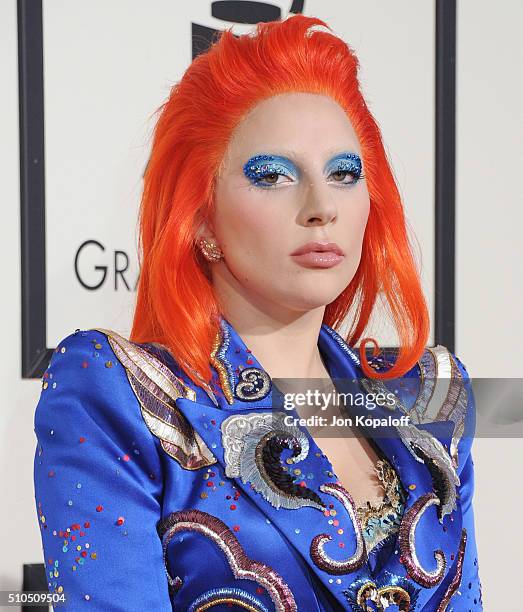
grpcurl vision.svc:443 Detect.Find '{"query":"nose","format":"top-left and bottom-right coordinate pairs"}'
top-left (297, 181), bottom-right (337, 227)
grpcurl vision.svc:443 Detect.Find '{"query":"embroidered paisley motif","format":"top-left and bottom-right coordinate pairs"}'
top-left (157, 509), bottom-right (297, 612)
top-left (360, 372), bottom-right (461, 521)
top-left (411, 347), bottom-right (469, 470)
top-left (221, 412), bottom-right (325, 510)
top-left (398, 493), bottom-right (446, 588)
top-left (188, 587), bottom-right (270, 612)
top-left (210, 318), bottom-right (272, 404)
top-left (235, 366), bottom-right (272, 402)
top-left (343, 571), bottom-right (421, 611)
top-left (310, 482), bottom-right (367, 574)
top-left (436, 529), bottom-right (467, 611)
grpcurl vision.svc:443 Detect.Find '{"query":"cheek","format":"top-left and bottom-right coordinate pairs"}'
top-left (353, 203), bottom-right (370, 242)
top-left (218, 204), bottom-right (286, 289)
top-left (215, 190), bottom-right (288, 258)
top-left (341, 193), bottom-right (370, 244)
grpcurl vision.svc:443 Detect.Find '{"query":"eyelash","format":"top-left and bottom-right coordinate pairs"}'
top-left (250, 168), bottom-right (365, 189)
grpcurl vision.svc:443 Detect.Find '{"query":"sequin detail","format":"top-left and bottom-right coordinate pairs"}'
top-left (436, 529), bottom-right (467, 611)
top-left (398, 493), bottom-right (446, 588)
top-left (310, 482), bottom-right (367, 574)
top-left (343, 571), bottom-right (420, 611)
top-left (210, 319), bottom-right (236, 404)
top-left (146, 340), bottom-right (219, 406)
top-left (157, 509), bottom-right (297, 612)
top-left (395, 424), bottom-right (460, 520)
top-left (243, 154), bottom-right (282, 184)
top-left (356, 348), bottom-right (460, 520)
top-left (221, 412), bottom-right (325, 510)
top-left (235, 367), bottom-right (272, 402)
top-left (188, 587), bottom-right (269, 612)
top-left (323, 327), bottom-right (466, 482)
top-left (410, 347), bottom-right (469, 469)
top-left (93, 328), bottom-right (216, 470)
top-left (211, 318), bottom-right (272, 402)
top-left (356, 459), bottom-right (406, 553)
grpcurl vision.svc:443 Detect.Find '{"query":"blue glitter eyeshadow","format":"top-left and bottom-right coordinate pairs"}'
top-left (325, 153), bottom-right (362, 182)
top-left (243, 152), bottom-right (363, 189)
top-left (243, 154), bottom-right (298, 189)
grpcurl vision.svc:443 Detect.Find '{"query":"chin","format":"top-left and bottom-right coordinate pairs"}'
top-left (294, 276), bottom-right (348, 298)
top-left (276, 287), bottom-right (343, 313)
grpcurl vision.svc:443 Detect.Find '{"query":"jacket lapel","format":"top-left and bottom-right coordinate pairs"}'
top-left (169, 317), bottom-right (464, 608)
top-left (316, 325), bottom-right (464, 604)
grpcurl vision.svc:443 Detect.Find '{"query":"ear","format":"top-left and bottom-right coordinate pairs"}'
top-left (194, 208), bottom-right (216, 242)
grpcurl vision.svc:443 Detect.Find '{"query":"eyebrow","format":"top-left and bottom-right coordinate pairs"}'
top-left (244, 148), bottom-right (360, 163)
top-left (243, 149), bottom-right (361, 174)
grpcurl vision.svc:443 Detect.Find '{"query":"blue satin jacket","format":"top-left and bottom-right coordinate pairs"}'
top-left (33, 317), bottom-right (483, 611)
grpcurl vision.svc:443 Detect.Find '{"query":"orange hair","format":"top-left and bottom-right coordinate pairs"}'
top-left (130, 14), bottom-right (430, 391)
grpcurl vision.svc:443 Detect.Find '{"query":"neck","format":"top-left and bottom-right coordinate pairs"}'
top-left (217, 298), bottom-right (329, 381)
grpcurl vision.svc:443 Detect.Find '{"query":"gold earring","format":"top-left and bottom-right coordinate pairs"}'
top-left (198, 237), bottom-right (224, 262)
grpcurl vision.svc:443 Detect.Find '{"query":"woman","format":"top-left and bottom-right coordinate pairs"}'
top-left (33, 15), bottom-right (482, 611)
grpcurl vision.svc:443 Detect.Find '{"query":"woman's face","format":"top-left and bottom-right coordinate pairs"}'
top-left (205, 92), bottom-right (370, 316)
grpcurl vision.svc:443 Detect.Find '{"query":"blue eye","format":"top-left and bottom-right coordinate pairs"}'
top-left (242, 152), bottom-right (364, 190)
top-left (243, 154), bottom-right (296, 189)
top-left (327, 153), bottom-right (364, 186)
top-left (328, 168), bottom-right (364, 185)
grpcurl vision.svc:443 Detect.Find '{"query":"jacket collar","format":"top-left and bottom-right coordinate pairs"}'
top-left (170, 315), bottom-right (464, 609)
top-left (206, 315), bottom-right (363, 410)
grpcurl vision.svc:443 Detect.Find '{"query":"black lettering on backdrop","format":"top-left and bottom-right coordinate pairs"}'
top-left (75, 240), bottom-right (138, 291)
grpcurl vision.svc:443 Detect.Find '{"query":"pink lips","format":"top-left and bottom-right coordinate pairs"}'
top-left (290, 241), bottom-right (345, 269)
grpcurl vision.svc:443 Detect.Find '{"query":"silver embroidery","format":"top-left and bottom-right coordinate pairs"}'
top-left (235, 367), bottom-right (272, 402)
top-left (221, 412), bottom-right (325, 510)
top-left (396, 424), bottom-right (460, 520)
top-left (322, 326), bottom-right (462, 520)
top-left (410, 347), bottom-right (469, 469)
